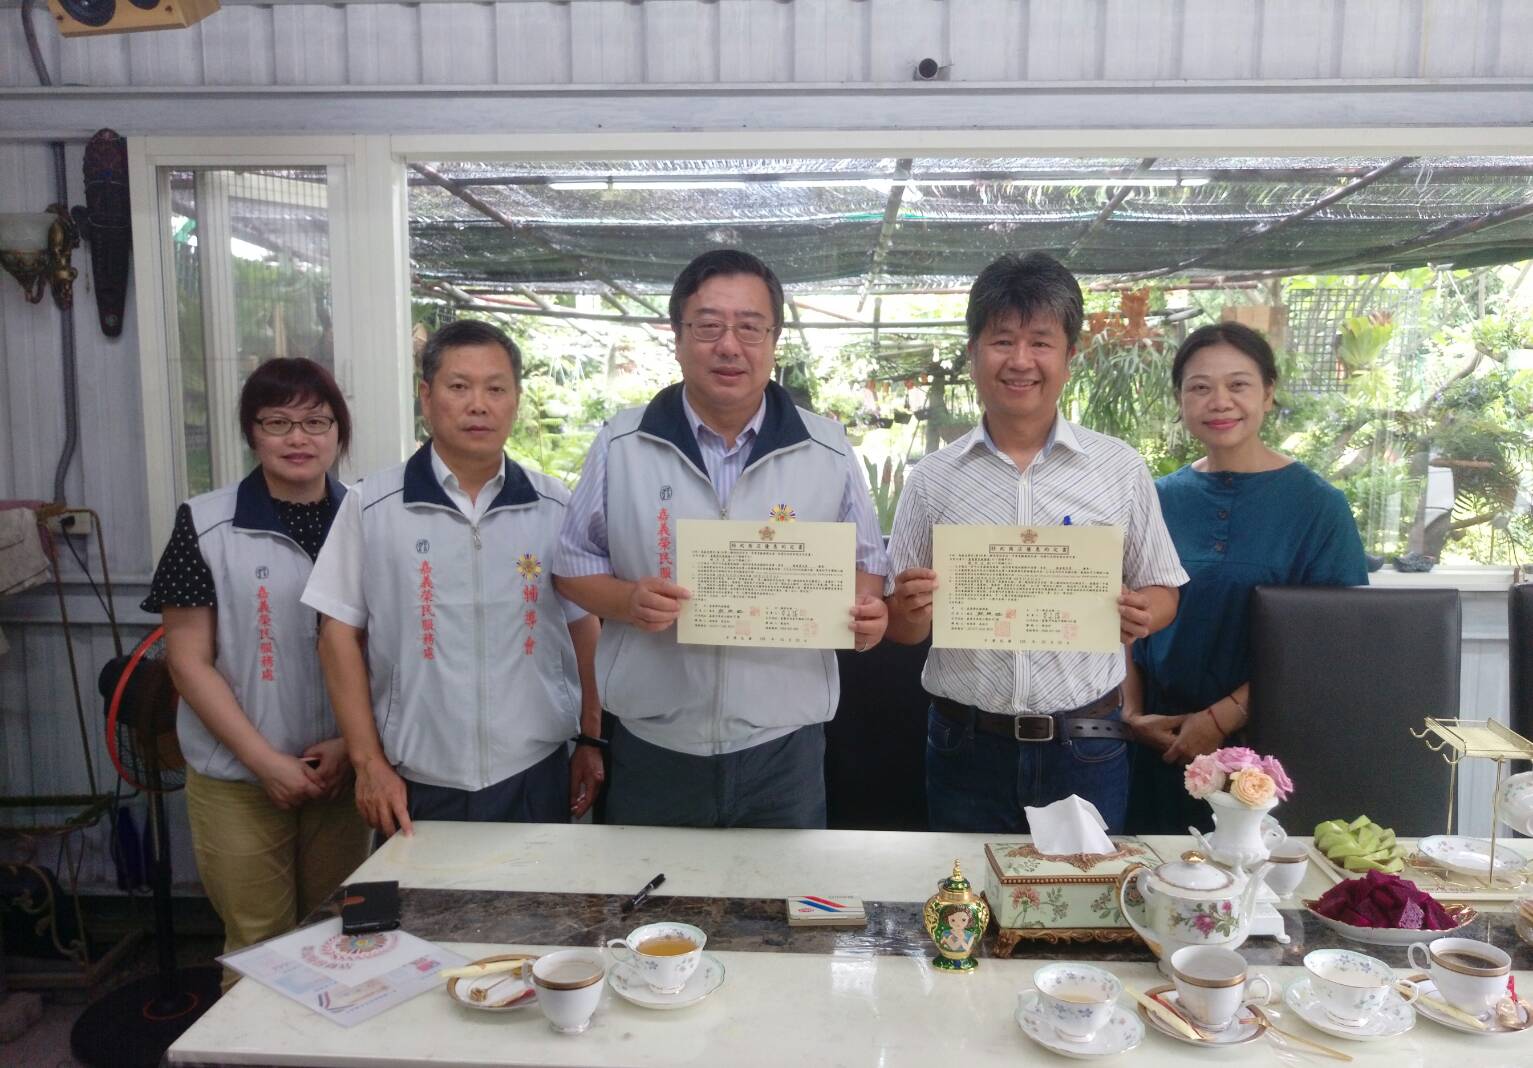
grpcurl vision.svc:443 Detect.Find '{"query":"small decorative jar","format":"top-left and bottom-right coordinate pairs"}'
top-left (923, 861), bottom-right (991, 972)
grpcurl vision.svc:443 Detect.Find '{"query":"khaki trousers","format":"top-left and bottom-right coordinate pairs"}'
top-left (185, 767), bottom-right (371, 989)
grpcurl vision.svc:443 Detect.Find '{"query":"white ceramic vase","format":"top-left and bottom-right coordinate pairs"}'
top-left (1200, 792), bottom-right (1279, 871)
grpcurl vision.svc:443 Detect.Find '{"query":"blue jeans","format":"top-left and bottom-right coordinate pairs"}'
top-left (925, 702), bottom-right (1131, 834)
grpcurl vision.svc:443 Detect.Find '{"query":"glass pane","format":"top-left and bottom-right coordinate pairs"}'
top-left (167, 167), bottom-right (335, 497)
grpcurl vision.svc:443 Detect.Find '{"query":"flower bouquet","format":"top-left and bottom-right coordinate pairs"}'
top-left (1185, 747), bottom-right (1294, 870)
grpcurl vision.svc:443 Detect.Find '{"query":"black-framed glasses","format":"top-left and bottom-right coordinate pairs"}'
top-left (255, 415), bottom-right (337, 437)
top-left (683, 320), bottom-right (774, 345)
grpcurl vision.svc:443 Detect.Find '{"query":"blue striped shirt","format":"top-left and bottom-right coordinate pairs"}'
top-left (557, 388), bottom-right (888, 578)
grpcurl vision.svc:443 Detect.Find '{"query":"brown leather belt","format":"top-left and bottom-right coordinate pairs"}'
top-left (933, 689), bottom-right (1128, 744)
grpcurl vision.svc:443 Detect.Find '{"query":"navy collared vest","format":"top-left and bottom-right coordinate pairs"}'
top-left (598, 382), bottom-right (856, 756)
top-left (179, 468), bottom-right (346, 783)
top-left (350, 443), bottom-right (580, 791)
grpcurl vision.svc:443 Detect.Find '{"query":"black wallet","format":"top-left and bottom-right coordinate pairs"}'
top-left (340, 880), bottom-right (401, 934)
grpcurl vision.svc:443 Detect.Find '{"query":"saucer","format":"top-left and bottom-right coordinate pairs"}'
top-left (1412, 977), bottom-right (1532, 1037)
top-left (1283, 977), bottom-right (1415, 1041)
top-left (445, 954), bottom-right (537, 1012)
top-left (1137, 986), bottom-right (1260, 1046)
top-left (608, 952), bottom-right (724, 1010)
top-left (1419, 835), bottom-right (1530, 880)
top-left (1015, 990), bottom-right (1144, 1060)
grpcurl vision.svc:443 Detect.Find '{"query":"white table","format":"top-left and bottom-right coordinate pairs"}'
top-left (168, 823), bottom-right (1533, 1067)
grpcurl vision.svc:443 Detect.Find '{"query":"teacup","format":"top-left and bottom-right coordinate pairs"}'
top-left (529, 949), bottom-right (605, 1034)
top-left (1261, 841), bottom-right (1310, 899)
top-left (606, 921), bottom-right (706, 995)
top-left (1407, 937), bottom-right (1511, 1018)
top-left (1303, 948), bottom-right (1419, 1026)
top-left (1028, 963), bottom-right (1122, 1042)
top-left (1169, 945), bottom-right (1275, 1031)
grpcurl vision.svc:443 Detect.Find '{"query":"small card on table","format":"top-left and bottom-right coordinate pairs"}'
top-left (786, 895), bottom-right (867, 926)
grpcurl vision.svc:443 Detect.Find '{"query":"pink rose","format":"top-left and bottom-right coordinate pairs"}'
top-left (1229, 768), bottom-right (1277, 807)
top-left (1259, 755), bottom-right (1293, 800)
top-left (1213, 746), bottom-right (1262, 774)
top-left (1184, 754), bottom-right (1228, 799)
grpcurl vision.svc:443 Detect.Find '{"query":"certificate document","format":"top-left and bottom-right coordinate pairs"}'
top-left (932, 524), bottom-right (1123, 653)
top-left (677, 518), bottom-right (855, 649)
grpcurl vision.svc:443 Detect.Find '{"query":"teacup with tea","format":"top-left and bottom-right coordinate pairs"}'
top-left (1407, 937), bottom-right (1511, 1018)
top-left (1026, 963), bottom-right (1122, 1042)
top-left (606, 921), bottom-right (706, 995)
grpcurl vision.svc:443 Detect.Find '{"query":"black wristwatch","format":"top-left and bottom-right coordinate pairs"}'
top-left (573, 733), bottom-right (609, 750)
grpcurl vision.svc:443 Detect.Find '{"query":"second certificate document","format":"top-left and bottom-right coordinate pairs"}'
top-left (931, 524), bottom-right (1123, 653)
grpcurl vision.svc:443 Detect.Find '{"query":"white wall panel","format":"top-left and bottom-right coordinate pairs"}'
top-left (126, 22), bottom-right (206, 85)
top-left (947, 0), bottom-right (1024, 81)
top-left (1100, 0), bottom-right (1183, 81)
top-left (495, 1), bottom-right (575, 84)
top-left (271, 6), bottom-right (347, 86)
top-left (1179, 0), bottom-right (1260, 81)
top-left (56, 34), bottom-right (133, 87)
top-left (868, 0), bottom-right (948, 83)
top-left (200, 6), bottom-right (277, 86)
top-left (344, 4), bottom-right (424, 86)
top-left (1257, 0), bottom-right (1337, 80)
top-left (1336, 0), bottom-right (1425, 79)
top-left (569, 0), bottom-right (646, 84)
top-left (644, 0), bottom-right (720, 84)
top-left (792, 0), bottom-right (870, 83)
top-left (421, 3), bottom-right (498, 85)
top-left (718, 0), bottom-right (795, 83)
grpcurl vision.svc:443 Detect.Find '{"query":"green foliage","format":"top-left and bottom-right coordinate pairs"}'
top-left (863, 456), bottom-right (906, 531)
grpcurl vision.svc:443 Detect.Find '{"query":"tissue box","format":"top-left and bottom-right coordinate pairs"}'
top-left (982, 839), bottom-right (1162, 952)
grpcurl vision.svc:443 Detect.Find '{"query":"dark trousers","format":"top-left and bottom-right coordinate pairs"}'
top-left (404, 746), bottom-right (569, 823)
top-left (605, 719), bottom-right (827, 829)
top-left (924, 701), bottom-right (1131, 835)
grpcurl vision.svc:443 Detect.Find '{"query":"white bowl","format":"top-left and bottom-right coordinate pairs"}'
top-left (1302, 901), bottom-right (1478, 947)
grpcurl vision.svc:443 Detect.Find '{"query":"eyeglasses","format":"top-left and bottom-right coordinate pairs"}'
top-left (682, 320), bottom-right (774, 345)
top-left (254, 415), bottom-right (337, 437)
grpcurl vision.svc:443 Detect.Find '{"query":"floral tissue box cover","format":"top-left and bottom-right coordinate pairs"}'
top-left (982, 839), bottom-right (1162, 930)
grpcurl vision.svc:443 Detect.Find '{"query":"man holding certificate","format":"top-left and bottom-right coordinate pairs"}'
top-left (885, 252), bottom-right (1188, 835)
top-left (555, 249), bottom-right (889, 829)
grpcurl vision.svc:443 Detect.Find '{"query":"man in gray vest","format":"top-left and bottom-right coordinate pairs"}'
top-left (305, 320), bottom-right (604, 836)
top-left (555, 249), bottom-right (889, 828)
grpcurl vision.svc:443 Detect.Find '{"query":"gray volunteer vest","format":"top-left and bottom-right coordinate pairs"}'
top-left (599, 382), bottom-right (855, 756)
top-left (353, 444), bottom-right (580, 791)
top-left (178, 469), bottom-right (346, 783)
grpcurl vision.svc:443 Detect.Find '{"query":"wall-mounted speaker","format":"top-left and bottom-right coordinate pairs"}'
top-left (47, 0), bottom-right (219, 37)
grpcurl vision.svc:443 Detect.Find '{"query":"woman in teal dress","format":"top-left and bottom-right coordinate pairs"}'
top-left (1123, 322), bottom-right (1368, 835)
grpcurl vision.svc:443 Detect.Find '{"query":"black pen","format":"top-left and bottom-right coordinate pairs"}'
top-left (621, 872), bottom-right (665, 913)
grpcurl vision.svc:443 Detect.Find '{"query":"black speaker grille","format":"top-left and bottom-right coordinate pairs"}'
top-left (58, 0), bottom-right (117, 25)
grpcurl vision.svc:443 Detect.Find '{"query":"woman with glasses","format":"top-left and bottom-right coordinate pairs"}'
top-left (142, 357), bottom-right (369, 980)
top-left (1121, 323), bottom-right (1368, 834)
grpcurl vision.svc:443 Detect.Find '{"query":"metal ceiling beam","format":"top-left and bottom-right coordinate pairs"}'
top-left (857, 158), bottom-right (913, 313)
top-left (1126, 155), bottom-right (1417, 280)
top-left (1064, 157), bottom-right (1157, 263)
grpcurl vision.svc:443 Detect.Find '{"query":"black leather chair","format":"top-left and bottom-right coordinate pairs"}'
top-left (1511, 583), bottom-right (1533, 752)
top-left (825, 640), bottom-right (930, 831)
top-left (1248, 586), bottom-right (1459, 837)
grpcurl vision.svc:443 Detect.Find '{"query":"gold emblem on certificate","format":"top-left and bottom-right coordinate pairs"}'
top-left (676, 518), bottom-right (855, 649)
top-left (931, 523), bottom-right (1123, 652)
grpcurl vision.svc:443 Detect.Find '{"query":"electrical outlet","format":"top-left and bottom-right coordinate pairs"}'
top-left (44, 512), bottom-right (93, 537)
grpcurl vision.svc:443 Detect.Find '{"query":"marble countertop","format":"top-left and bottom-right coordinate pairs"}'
top-left (167, 822), bottom-right (1533, 1067)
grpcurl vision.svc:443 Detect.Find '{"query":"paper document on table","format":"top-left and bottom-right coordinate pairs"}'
top-left (932, 524), bottom-right (1123, 653)
top-left (220, 917), bottom-right (467, 1028)
top-left (677, 518), bottom-right (855, 649)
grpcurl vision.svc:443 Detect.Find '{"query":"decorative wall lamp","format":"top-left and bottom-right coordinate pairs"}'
top-left (0, 206), bottom-right (80, 310)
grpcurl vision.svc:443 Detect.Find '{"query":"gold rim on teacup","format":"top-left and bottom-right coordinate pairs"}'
top-left (1171, 966), bottom-right (1247, 990)
top-left (1427, 945), bottom-right (1511, 978)
top-left (1266, 852), bottom-right (1308, 864)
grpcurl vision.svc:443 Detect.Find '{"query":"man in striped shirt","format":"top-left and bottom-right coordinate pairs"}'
top-left (555, 249), bottom-right (889, 828)
top-left (885, 252), bottom-right (1188, 834)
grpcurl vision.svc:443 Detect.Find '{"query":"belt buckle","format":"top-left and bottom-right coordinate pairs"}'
top-left (1012, 714), bottom-right (1055, 743)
